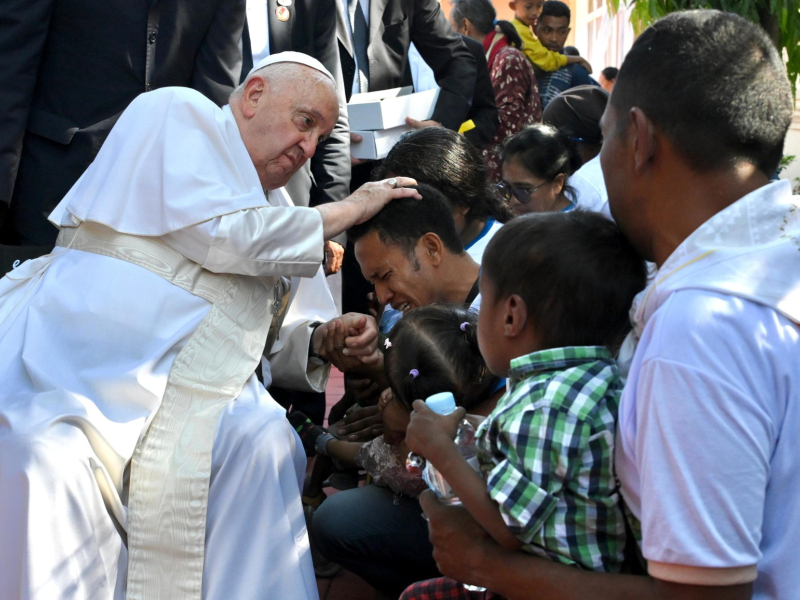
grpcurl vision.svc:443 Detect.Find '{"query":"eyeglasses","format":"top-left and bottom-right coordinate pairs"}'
top-left (496, 180), bottom-right (549, 205)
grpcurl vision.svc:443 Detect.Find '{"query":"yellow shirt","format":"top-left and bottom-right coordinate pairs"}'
top-left (513, 18), bottom-right (568, 72)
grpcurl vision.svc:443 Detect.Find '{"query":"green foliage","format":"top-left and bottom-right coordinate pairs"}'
top-left (607, 0), bottom-right (800, 95)
top-left (779, 154), bottom-right (796, 173)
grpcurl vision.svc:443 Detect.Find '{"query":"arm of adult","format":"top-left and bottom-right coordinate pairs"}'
top-left (419, 492), bottom-right (753, 600)
top-left (0, 0), bottom-right (55, 218)
top-left (308, 0), bottom-right (351, 207)
top-left (409, 0), bottom-right (477, 131)
top-left (460, 36), bottom-right (499, 150)
top-left (191, 0), bottom-right (248, 106)
top-left (161, 177), bottom-right (419, 277)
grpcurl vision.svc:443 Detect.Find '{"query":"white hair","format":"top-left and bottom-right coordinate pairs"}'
top-left (229, 62), bottom-right (336, 101)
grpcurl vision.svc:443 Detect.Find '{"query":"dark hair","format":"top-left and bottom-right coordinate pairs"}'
top-left (347, 183), bottom-right (465, 260)
top-left (501, 124), bottom-right (581, 201)
top-left (374, 128), bottom-right (512, 224)
top-left (449, 0), bottom-right (523, 49)
top-left (482, 211), bottom-right (647, 351)
top-left (540, 1), bottom-right (570, 23)
top-left (600, 66), bottom-right (618, 81)
top-left (611, 10), bottom-right (793, 177)
top-left (563, 46), bottom-right (580, 56)
top-left (384, 304), bottom-right (498, 412)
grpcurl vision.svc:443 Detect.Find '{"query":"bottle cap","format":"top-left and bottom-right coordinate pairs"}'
top-left (426, 392), bottom-right (457, 415)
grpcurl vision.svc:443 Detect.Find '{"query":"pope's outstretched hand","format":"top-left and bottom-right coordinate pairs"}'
top-left (315, 177), bottom-right (421, 241)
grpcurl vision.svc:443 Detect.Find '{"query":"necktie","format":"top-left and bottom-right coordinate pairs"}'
top-left (348, 0), bottom-right (370, 92)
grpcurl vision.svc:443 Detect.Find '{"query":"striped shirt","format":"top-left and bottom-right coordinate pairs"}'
top-left (476, 346), bottom-right (626, 572)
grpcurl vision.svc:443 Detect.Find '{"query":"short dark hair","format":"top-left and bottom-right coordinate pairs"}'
top-left (384, 304), bottom-right (499, 412)
top-left (611, 10), bottom-right (793, 177)
top-left (600, 66), bottom-right (618, 81)
top-left (540, 1), bottom-right (570, 23)
top-left (501, 124), bottom-right (581, 201)
top-left (374, 128), bottom-right (512, 224)
top-left (482, 211), bottom-right (647, 351)
top-left (347, 183), bottom-right (465, 260)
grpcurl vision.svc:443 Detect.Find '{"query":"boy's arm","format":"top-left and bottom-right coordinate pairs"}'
top-left (513, 19), bottom-right (593, 73)
top-left (325, 438), bottom-right (362, 466)
top-left (513, 19), bottom-right (567, 72)
top-left (420, 493), bottom-right (753, 600)
top-left (427, 436), bottom-right (523, 551)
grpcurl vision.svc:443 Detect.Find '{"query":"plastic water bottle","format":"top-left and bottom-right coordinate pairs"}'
top-left (421, 392), bottom-right (480, 506)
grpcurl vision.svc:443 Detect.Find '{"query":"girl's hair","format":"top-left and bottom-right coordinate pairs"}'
top-left (501, 123), bottom-right (581, 203)
top-left (374, 128), bottom-right (512, 224)
top-left (383, 304), bottom-right (499, 413)
top-left (450, 0), bottom-right (523, 49)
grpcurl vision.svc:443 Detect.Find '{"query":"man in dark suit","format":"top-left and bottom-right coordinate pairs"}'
top-left (0, 0), bottom-right (247, 252)
top-left (336, 0), bottom-right (477, 315)
top-left (241, 0), bottom-right (351, 274)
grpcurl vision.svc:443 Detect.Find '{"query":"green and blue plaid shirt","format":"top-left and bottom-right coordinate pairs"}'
top-left (476, 346), bottom-right (626, 572)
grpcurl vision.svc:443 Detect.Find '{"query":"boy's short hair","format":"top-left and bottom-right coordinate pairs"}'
top-left (611, 10), bottom-right (792, 177)
top-left (540, 0), bottom-right (570, 22)
top-left (347, 183), bottom-right (464, 259)
top-left (482, 211), bottom-right (646, 351)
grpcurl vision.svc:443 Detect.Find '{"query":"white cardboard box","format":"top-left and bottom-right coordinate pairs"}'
top-left (347, 86), bottom-right (439, 131)
top-left (350, 125), bottom-right (413, 160)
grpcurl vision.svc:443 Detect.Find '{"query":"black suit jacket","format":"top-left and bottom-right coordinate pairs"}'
top-left (335, 0), bottom-right (476, 131)
top-left (459, 35), bottom-right (499, 150)
top-left (241, 0), bottom-right (351, 210)
top-left (0, 0), bottom-right (247, 246)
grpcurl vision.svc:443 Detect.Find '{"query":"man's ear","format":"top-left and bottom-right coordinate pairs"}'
top-left (420, 233), bottom-right (444, 267)
top-left (242, 76), bottom-right (267, 119)
top-left (629, 107), bottom-right (656, 176)
top-left (504, 294), bottom-right (528, 337)
top-left (552, 173), bottom-right (566, 195)
top-left (508, 0), bottom-right (517, 12)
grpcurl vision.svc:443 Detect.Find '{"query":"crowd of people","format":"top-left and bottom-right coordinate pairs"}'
top-left (0, 2), bottom-right (797, 600)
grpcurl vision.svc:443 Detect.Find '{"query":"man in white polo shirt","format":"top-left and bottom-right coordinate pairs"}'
top-left (412, 10), bottom-right (798, 600)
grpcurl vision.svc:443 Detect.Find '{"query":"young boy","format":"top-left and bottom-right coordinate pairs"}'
top-left (402, 212), bottom-right (647, 597)
top-left (511, 0), bottom-right (591, 74)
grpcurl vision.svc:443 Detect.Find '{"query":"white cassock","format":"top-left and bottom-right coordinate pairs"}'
top-left (0, 84), bottom-right (337, 600)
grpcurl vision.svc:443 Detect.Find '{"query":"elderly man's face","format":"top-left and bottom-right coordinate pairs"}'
top-left (355, 231), bottom-right (440, 314)
top-left (236, 67), bottom-right (338, 190)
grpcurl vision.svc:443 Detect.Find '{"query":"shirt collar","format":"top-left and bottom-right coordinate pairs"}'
top-left (508, 346), bottom-right (612, 383)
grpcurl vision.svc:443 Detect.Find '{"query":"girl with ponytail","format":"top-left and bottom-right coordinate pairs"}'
top-left (448, 0), bottom-right (542, 183)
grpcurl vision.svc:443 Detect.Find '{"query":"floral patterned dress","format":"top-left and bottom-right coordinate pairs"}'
top-left (483, 45), bottom-right (543, 183)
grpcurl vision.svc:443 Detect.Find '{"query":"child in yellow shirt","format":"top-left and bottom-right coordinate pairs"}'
top-left (510, 0), bottom-right (592, 73)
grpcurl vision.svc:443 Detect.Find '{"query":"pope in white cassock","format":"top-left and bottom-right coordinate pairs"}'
top-left (0, 52), bottom-right (419, 600)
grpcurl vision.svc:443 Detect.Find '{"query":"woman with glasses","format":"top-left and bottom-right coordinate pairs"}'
top-left (496, 123), bottom-right (581, 215)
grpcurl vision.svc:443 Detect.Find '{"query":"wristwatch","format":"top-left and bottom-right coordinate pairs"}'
top-left (308, 321), bottom-right (328, 366)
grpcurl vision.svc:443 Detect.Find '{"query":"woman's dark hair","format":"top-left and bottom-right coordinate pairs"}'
top-left (501, 123), bottom-right (581, 202)
top-left (482, 211), bottom-right (647, 352)
top-left (450, 0), bottom-right (522, 48)
top-left (374, 126), bottom-right (512, 224)
top-left (384, 304), bottom-right (498, 413)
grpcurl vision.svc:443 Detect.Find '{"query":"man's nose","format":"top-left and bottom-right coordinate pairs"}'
top-left (374, 282), bottom-right (393, 306)
top-left (300, 134), bottom-right (317, 159)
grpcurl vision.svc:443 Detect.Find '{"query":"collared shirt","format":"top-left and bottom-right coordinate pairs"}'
top-left (341, 0), bottom-right (370, 96)
top-left (476, 346), bottom-right (626, 572)
top-left (247, 0), bottom-right (271, 64)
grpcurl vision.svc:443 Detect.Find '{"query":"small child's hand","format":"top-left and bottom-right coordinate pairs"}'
top-left (405, 400), bottom-right (466, 463)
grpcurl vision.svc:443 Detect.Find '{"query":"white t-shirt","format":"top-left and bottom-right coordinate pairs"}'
top-left (616, 289), bottom-right (800, 596)
top-left (568, 156), bottom-right (611, 219)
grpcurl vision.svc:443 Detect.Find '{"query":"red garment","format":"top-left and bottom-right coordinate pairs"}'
top-left (400, 577), bottom-right (504, 600)
top-left (482, 46), bottom-right (543, 183)
top-left (482, 30), bottom-right (510, 71)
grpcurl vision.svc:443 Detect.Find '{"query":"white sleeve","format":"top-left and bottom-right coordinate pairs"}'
top-left (161, 206), bottom-right (324, 277)
top-left (631, 294), bottom-right (778, 584)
